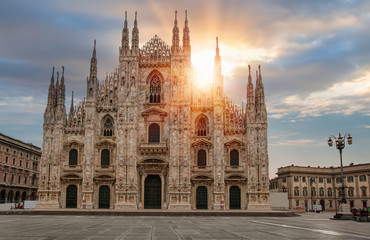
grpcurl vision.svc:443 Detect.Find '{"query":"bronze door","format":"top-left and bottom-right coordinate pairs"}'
top-left (196, 186), bottom-right (208, 209)
top-left (229, 186), bottom-right (241, 209)
top-left (99, 185), bottom-right (110, 209)
top-left (144, 175), bottom-right (161, 209)
top-left (66, 185), bottom-right (77, 208)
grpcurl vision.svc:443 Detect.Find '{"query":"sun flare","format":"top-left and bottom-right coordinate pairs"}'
top-left (191, 50), bottom-right (215, 89)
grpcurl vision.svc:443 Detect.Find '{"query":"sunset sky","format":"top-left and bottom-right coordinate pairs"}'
top-left (0, 0), bottom-right (369, 177)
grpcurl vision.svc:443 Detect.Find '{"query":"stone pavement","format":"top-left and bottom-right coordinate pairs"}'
top-left (0, 212), bottom-right (369, 240)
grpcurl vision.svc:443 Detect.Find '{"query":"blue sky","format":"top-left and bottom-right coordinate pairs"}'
top-left (0, 0), bottom-right (369, 177)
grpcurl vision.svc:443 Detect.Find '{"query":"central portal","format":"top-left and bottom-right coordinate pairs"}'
top-left (144, 175), bottom-right (162, 209)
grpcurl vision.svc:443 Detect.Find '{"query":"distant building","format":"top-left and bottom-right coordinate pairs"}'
top-left (270, 163), bottom-right (370, 211)
top-left (0, 133), bottom-right (41, 203)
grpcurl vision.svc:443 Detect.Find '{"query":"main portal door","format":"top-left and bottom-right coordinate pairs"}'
top-left (229, 186), bottom-right (241, 209)
top-left (144, 175), bottom-right (161, 209)
top-left (99, 185), bottom-right (110, 209)
top-left (66, 185), bottom-right (77, 208)
top-left (196, 186), bottom-right (208, 209)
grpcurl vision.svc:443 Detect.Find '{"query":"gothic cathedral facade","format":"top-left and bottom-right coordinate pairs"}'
top-left (37, 11), bottom-right (270, 210)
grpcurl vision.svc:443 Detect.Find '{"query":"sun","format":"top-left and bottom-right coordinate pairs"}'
top-left (191, 50), bottom-right (215, 89)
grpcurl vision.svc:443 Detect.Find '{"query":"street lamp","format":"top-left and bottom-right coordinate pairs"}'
top-left (327, 133), bottom-right (352, 205)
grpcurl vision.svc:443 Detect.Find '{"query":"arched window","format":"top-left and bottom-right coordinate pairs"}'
top-left (69, 149), bottom-right (78, 166)
top-left (197, 150), bottom-right (206, 167)
top-left (311, 188), bottom-right (316, 196)
top-left (32, 174), bottom-right (36, 186)
top-left (150, 75), bottom-right (161, 103)
top-left (294, 187), bottom-right (299, 196)
top-left (230, 149), bottom-right (239, 166)
top-left (319, 188), bottom-right (324, 197)
top-left (196, 116), bottom-right (208, 136)
top-left (348, 187), bottom-right (354, 197)
top-left (328, 188), bottom-right (333, 197)
top-left (148, 123), bottom-right (160, 143)
top-left (102, 116), bottom-right (114, 136)
top-left (101, 149), bottom-right (110, 166)
top-left (303, 187), bottom-right (308, 196)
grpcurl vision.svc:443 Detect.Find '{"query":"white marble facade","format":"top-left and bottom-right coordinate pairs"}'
top-left (37, 11), bottom-right (271, 210)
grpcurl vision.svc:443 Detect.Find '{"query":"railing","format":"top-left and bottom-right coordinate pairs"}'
top-left (225, 165), bottom-right (245, 172)
top-left (192, 166), bottom-right (212, 172)
top-left (95, 165), bottom-right (116, 172)
top-left (63, 165), bottom-right (82, 172)
top-left (139, 142), bottom-right (168, 155)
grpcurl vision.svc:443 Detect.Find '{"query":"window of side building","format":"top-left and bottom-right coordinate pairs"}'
top-left (336, 177), bottom-right (342, 183)
top-left (348, 187), bottom-right (354, 197)
top-left (303, 188), bottom-right (308, 196)
top-left (319, 188), bottom-right (324, 196)
top-left (302, 176), bottom-right (306, 182)
top-left (319, 177), bottom-right (323, 183)
top-left (347, 176), bottom-right (354, 183)
top-left (327, 177), bottom-right (332, 183)
top-left (328, 188), bottom-right (333, 197)
top-left (361, 187), bottom-right (367, 197)
top-left (282, 177), bottom-right (286, 183)
top-left (294, 176), bottom-right (299, 182)
top-left (311, 187), bottom-right (316, 196)
top-left (359, 175), bottom-right (366, 182)
top-left (294, 187), bottom-right (299, 196)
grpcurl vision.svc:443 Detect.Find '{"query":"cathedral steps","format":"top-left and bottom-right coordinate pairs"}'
top-left (0, 209), bottom-right (298, 217)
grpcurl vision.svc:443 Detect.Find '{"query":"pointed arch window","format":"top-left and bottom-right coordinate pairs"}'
top-left (69, 149), bottom-right (78, 166)
top-left (196, 116), bottom-right (208, 136)
top-left (197, 150), bottom-right (206, 167)
top-left (101, 149), bottom-right (110, 166)
top-left (148, 123), bottom-right (160, 143)
top-left (230, 149), bottom-right (239, 166)
top-left (150, 75), bottom-right (161, 103)
top-left (102, 116), bottom-right (114, 136)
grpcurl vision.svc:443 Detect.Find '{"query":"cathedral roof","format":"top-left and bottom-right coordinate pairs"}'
top-left (140, 35), bottom-right (171, 63)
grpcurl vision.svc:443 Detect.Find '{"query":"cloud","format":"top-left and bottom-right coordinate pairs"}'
top-left (269, 113), bottom-right (287, 119)
top-left (268, 70), bottom-right (370, 118)
top-left (270, 139), bottom-right (315, 147)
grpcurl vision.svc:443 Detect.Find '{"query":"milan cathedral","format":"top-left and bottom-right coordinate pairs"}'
top-left (37, 11), bottom-right (270, 210)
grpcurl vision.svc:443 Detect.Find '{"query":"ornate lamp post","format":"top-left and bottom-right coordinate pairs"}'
top-left (327, 133), bottom-right (352, 205)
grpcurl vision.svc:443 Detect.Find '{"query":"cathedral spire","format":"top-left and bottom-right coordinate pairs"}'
top-left (131, 11), bottom-right (139, 51)
top-left (50, 66), bottom-right (55, 86)
top-left (69, 91), bottom-right (74, 115)
top-left (255, 65), bottom-right (265, 103)
top-left (246, 65), bottom-right (255, 123)
top-left (44, 67), bottom-right (56, 123)
top-left (255, 65), bottom-right (267, 123)
top-left (247, 65), bottom-right (254, 103)
top-left (213, 37), bottom-right (223, 97)
top-left (87, 40), bottom-right (98, 100)
top-left (182, 10), bottom-right (191, 54)
top-left (56, 71), bottom-right (59, 90)
top-left (172, 10), bottom-right (179, 52)
top-left (121, 11), bottom-right (129, 51)
top-left (90, 40), bottom-right (97, 80)
top-left (214, 37), bottom-right (221, 76)
top-left (59, 66), bottom-right (66, 105)
top-left (47, 67), bottom-right (55, 107)
top-left (61, 66), bottom-right (65, 88)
